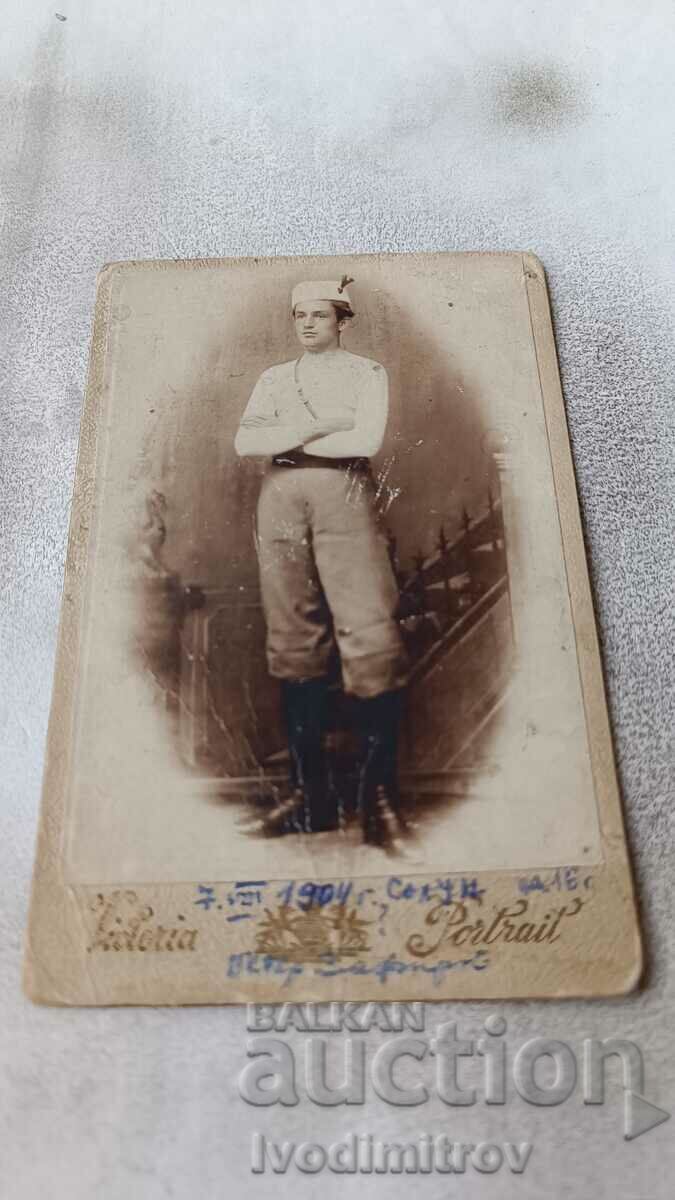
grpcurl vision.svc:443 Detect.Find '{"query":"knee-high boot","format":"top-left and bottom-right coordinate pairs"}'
top-left (356, 689), bottom-right (407, 849)
top-left (244, 678), bottom-right (336, 836)
top-left (282, 678), bottom-right (335, 833)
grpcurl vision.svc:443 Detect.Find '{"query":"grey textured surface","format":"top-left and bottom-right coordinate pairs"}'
top-left (1, 3), bottom-right (673, 1197)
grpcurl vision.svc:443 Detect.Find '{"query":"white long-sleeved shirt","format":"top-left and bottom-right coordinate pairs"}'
top-left (234, 349), bottom-right (389, 458)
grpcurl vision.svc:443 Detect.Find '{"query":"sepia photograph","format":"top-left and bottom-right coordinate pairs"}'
top-left (7, 5), bottom-right (669, 1190)
top-left (58, 252), bottom-right (604, 884)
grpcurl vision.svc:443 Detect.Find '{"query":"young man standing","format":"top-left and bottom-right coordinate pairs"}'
top-left (234, 278), bottom-right (408, 848)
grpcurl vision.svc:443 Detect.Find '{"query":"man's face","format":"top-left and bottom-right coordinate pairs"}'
top-left (293, 301), bottom-right (341, 352)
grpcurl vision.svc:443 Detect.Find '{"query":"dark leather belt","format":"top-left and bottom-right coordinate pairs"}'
top-left (271, 452), bottom-right (370, 470)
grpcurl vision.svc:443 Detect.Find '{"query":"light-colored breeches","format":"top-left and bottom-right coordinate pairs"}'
top-left (255, 463), bottom-right (408, 699)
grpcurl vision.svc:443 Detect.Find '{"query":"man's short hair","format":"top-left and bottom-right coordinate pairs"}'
top-left (291, 300), bottom-right (354, 322)
top-left (332, 301), bottom-right (354, 323)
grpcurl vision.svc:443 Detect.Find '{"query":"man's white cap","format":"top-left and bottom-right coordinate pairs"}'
top-left (291, 276), bottom-right (355, 312)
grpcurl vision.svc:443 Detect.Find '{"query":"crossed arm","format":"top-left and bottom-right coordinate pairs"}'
top-left (234, 366), bottom-right (389, 459)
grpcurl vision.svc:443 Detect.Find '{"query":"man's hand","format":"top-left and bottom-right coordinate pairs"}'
top-left (302, 415), bottom-right (355, 442)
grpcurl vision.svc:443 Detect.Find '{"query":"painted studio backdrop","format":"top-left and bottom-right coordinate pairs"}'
top-left (64, 256), bottom-right (602, 882)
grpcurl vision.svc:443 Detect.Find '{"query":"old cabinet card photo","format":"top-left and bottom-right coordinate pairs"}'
top-left (24, 252), bottom-right (642, 1004)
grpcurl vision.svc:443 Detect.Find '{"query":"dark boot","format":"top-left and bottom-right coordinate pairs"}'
top-left (245, 678), bottom-right (338, 836)
top-left (238, 787), bottom-right (307, 837)
top-left (356, 690), bottom-right (408, 851)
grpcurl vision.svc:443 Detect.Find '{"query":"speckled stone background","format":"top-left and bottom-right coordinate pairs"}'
top-left (1, 4), bottom-right (673, 1197)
